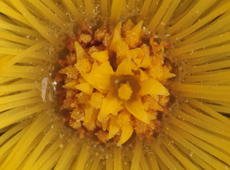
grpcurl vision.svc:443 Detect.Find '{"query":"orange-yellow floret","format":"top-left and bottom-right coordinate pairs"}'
top-left (56, 20), bottom-right (175, 145)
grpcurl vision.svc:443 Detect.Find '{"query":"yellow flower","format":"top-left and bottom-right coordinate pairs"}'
top-left (0, 0), bottom-right (230, 169)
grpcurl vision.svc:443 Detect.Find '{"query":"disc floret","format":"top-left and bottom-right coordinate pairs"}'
top-left (56, 20), bottom-right (175, 145)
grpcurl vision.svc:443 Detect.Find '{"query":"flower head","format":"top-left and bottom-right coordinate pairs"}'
top-left (0, 0), bottom-right (230, 169)
top-left (58, 20), bottom-right (175, 145)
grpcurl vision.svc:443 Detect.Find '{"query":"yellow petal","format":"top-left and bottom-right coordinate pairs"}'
top-left (75, 57), bottom-right (92, 74)
top-left (149, 65), bottom-right (164, 80)
top-left (116, 112), bottom-right (133, 145)
top-left (75, 41), bottom-right (86, 59)
top-left (143, 96), bottom-right (163, 112)
top-left (126, 99), bottom-right (150, 124)
top-left (101, 120), bottom-right (109, 131)
top-left (74, 41), bottom-right (93, 75)
top-left (162, 66), bottom-right (176, 79)
top-left (140, 55), bottom-right (151, 68)
top-left (98, 94), bottom-right (122, 122)
top-left (84, 62), bottom-right (113, 91)
top-left (75, 82), bottom-right (93, 94)
top-left (116, 58), bottom-right (134, 75)
top-left (107, 117), bottom-right (120, 140)
top-left (108, 125), bottom-right (119, 140)
top-left (117, 111), bottom-right (131, 126)
top-left (125, 20), bottom-right (143, 48)
top-left (139, 69), bottom-right (149, 81)
top-left (141, 44), bottom-right (150, 57)
top-left (91, 50), bottom-right (109, 63)
top-left (63, 80), bottom-right (78, 89)
top-left (0, 56), bottom-right (12, 72)
top-left (140, 45), bottom-right (151, 68)
top-left (128, 48), bottom-right (144, 66)
top-left (115, 40), bottom-right (129, 59)
top-left (117, 124), bottom-right (133, 146)
top-left (110, 23), bottom-right (129, 58)
top-left (84, 107), bottom-right (97, 131)
top-left (140, 78), bottom-right (169, 96)
top-left (123, 19), bottom-right (134, 33)
top-left (110, 22), bottom-right (122, 49)
top-left (90, 92), bottom-right (104, 109)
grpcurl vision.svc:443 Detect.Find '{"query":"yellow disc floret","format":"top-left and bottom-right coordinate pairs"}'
top-left (118, 83), bottom-right (133, 100)
top-left (56, 20), bottom-right (175, 145)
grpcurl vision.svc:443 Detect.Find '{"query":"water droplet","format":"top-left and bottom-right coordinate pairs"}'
top-left (52, 81), bottom-right (57, 86)
top-left (48, 47), bottom-right (55, 55)
top-left (224, 166), bottom-right (229, 170)
top-left (160, 22), bottom-right (166, 26)
top-left (41, 77), bottom-right (49, 101)
top-left (59, 133), bottom-right (64, 138)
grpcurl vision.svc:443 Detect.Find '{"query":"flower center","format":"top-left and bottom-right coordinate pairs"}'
top-left (55, 20), bottom-right (175, 145)
top-left (118, 83), bottom-right (133, 100)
